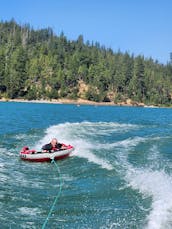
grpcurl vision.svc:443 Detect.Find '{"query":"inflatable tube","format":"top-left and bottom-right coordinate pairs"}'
top-left (20, 144), bottom-right (74, 162)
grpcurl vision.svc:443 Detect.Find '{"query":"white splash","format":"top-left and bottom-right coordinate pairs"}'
top-left (95, 136), bottom-right (146, 150)
top-left (34, 122), bottom-right (120, 170)
top-left (115, 140), bottom-right (172, 229)
top-left (72, 139), bottom-right (113, 170)
top-left (19, 207), bottom-right (41, 216)
top-left (126, 167), bottom-right (172, 229)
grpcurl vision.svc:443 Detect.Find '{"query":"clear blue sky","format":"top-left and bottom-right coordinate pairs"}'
top-left (0, 0), bottom-right (171, 64)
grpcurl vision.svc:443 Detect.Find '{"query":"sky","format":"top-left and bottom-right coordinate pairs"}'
top-left (0, 0), bottom-right (171, 64)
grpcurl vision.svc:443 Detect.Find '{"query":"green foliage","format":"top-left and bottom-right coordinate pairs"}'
top-left (85, 87), bottom-right (101, 102)
top-left (0, 19), bottom-right (171, 106)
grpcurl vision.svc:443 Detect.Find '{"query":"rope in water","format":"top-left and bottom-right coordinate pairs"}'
top-left (42, 158), bottom-right (63, 229)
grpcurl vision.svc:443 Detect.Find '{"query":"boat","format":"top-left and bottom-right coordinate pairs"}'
top-left (20, 144), bottom-right (74, 162)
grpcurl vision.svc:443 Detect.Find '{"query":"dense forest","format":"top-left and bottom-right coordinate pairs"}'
top-left (0, 19), bottom-right (172, 106)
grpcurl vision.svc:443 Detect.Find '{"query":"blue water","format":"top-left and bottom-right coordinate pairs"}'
top-left (1, 102), bottom-right (172, 229)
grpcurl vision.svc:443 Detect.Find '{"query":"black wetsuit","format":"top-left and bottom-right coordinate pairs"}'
top-left (42, 143), bottom-right (62, 151)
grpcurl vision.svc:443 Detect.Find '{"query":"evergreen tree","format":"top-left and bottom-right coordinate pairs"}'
top-left (0, 20), bottom-right (171, 106)
top-left (129, 56), bottom-right (146, 102)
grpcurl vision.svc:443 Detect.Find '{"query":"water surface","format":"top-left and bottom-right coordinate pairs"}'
top-left (0, 102), bottom-right (172, 228)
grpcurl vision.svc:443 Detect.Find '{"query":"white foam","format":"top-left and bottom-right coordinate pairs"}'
top-left (95, 136), bottom-right (146, 150)
top-left (0, 160), bottom-right (8, 182)
top-left (115, 142), bottom-right (172, 229)
top-left (0, 174), bottom-right (8, 182)
top-left (15, 133), bottom-right (27, 140)
top-left (34, 122), bottom-right (115, 170)
top-left (0, 146), bottom-right (16, 158)
top-left (108, 135), bottom-right (172, 229)
top-left (38, 121), bottom-right (138, 140)
top-left (0, 162), bottom-right (5, 170)
top-left (19, 207), bottom-right (41, 216)
top-left (72, 139), bottom-right (113, 170)
top-left (34, 122), bottom-right (172, 228)
top-left (126, 167), bottom-right (172, 229)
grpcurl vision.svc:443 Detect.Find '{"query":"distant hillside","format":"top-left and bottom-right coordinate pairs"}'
top-left (0, 19), bottom-right (172, 106)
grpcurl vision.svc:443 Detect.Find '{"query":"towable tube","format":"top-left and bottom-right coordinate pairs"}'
top-left (20, 144), bottom-right (74, 162)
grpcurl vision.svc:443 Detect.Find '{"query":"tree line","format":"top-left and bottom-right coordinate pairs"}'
top-left (0, 19), bottom-right (172, 106)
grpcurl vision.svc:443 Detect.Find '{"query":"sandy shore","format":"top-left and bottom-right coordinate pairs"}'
top-left (0, 98), bottom-right (118, 106)
top-left (0, 97), bottom-right (161, 108)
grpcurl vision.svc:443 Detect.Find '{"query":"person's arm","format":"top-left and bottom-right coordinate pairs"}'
top-left (42, 143), bottom-right (52, 151)
top-left (57, 143), bottom-right (68, 150)
top-left (57, 143), bottom-right (62, 149)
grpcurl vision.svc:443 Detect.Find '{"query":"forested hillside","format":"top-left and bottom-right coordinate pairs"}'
top-left (0, 19), bottom-right (172, 106)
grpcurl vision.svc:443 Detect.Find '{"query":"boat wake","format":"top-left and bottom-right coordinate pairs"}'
top-left (33, 121), bottom-right (172, 228)
top-left (34, 122), bottom-right (116, 170)
top-left (126, 166), bottom-right (172, 229)
top-left (114, 138), bottom-right (172, 229)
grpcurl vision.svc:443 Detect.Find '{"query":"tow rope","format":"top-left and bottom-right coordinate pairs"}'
top-left (42, 158), bottom-right (63, 229)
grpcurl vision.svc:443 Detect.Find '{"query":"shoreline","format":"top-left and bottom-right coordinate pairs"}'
top-left (0, 98), bottom-right (143, 106)
top-left (0, 97), bottom-right (166, 108)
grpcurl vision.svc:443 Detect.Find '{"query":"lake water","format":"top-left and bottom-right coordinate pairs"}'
top-left (0, 102), bottom-right (172, 229)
